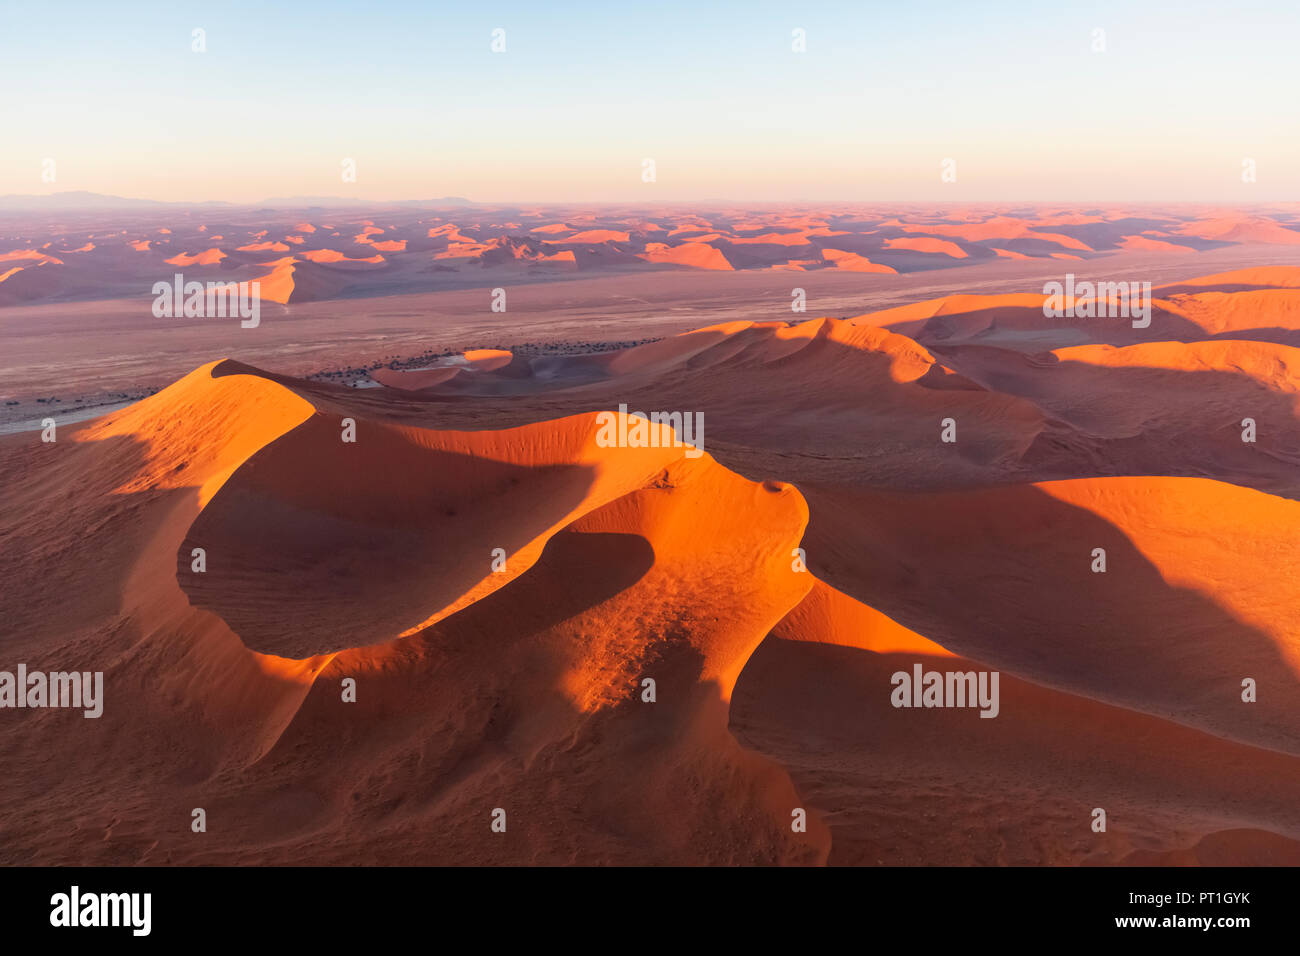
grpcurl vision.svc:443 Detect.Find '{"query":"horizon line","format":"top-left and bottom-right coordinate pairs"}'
top-left (4, 191), bottom-right (1300, 210)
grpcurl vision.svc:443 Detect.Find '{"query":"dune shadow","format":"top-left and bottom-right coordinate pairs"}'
top-left (799, 479), bottom-right (1300, 757)
top-left (178, 410), bottom-right (602, 658)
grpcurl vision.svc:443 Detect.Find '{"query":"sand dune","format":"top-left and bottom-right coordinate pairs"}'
top-left (1176, 216), bottom-right (1300, 245)
top-left (164, 247), bottom-right (226, 266)
top-left (236, 241), bottom-right (291, 253)
top-left (850, 274), bottom-right (1300, 350)
top-left (299, 248), bottom-right (386, 265)
top-left (3, 265), bottom-right (1300, 865)
top-left (638, 241), bottom-right (733, 270)
top-left (821, 248), bottom-right (898, 273)
top-left (883, 236), bottom-right (969, 258)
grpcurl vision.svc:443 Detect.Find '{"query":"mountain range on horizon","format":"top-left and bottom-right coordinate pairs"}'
top-left (0, 191), bottom-right (477, 213)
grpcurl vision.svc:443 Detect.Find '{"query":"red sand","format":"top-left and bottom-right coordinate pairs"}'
top-left (3, 240), bottom-right (1300, 865)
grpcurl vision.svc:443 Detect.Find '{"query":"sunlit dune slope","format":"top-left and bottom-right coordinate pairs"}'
top-left (0, 360), bottom-right (828, 863)
top-left (797, 476), bottom-right (1300, 756)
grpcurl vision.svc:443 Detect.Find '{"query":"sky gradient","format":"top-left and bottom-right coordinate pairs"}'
top-left (3, 0), bottom-right (1298, 203)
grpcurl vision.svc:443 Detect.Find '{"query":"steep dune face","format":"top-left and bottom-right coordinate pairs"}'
top-left (369, 348), bottom-right (519, 391)
top-left (1176, 216), bottom-right (1300, 245)
top-left (0, 360), bottom-right (827, 864)
top-left (733, 630), bottom-right (1300, 866)
top-left (244, 459), bottom-right (825, 865)
top-left (637, 241), bottom-right (733, 270)
top-left (370, 316), bottom-right (1048, 487)
top-left (821, 248), bottom-right (897, 273)
top-left (164, 248), bottom-right (227, 266)
top-left (883, 236), bottom-right (969, 258)
top-left (0, 363), bottom-right (332, 806)
top-left (853, 272), bottom-right (1300, 349)
top-left (796, 478), bottom-right (1300, 756)
top-left (1155, 265), bottom-right (1300, 294)
top-left (732, 574), bottom-right (1300, 865)
top-left (180, 406), bottom-right (703, 658)
top-left (932, 338), bottom-right (1300, 495)
top-left (4, 266), bottom-right (1300, 865)
top-left (1158, 288), bottom-right (1300, 341)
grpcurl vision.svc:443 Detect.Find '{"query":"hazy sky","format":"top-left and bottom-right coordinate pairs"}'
top-left (3, 0), bottom-right (1297, 202)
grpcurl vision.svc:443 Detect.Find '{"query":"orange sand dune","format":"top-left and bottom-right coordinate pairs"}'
top-left (728, 231), bottom-right (812, 246)
top-left (0, 361), bottom-right (825, 864)
top-left (427, 223), bottom-right (476, 242)
top-left (461, 348), bottom-right (514, 370)
top-left (236, 241), bottom-right (291, 253)
top-left (795, 477), bottom-right (1300, 756)
top-left (736, 620), bottom-right (1300, 864)
top-left (854, 284), bottom-right (1300, 350)
top-left (638, 241), bottom-right (733, 270)
top-left (1176, 216), bottom-right (1300, 245)
top-left (0, 259), bottom-right (66, 305)
top-left (0, 249), bottom-right (64, 266)
top-left (933, 338), bottom-right (1300, 497)
top-left (1159, 288), bottom-right (1300, 338)
top-left (164, 247), bottom-right (227, 266)
top-left (853, 292), bottom-right (1055, 340)
top-left (433, 241), bottom-right (492, 260)
top-left (298, 248), bottom-right (385, 265)
top-left (371, 349), bottom-right (516, 391)
top-left (563, 229), bottom-right (629, 242)
top-left (1117, 234), bottom-right (1195, 254)
top-left (1156, 265), bottom-right (1300, 293)
top-left (883, 236), bottom-right (968, 258)
top-left (247, 257), bottom-right (366, 304)
top-left (249, 256), bottom-right (298, 303)
top-left (369, 365), bottom-right (464, 389)
top-left (903, 219), bottom-right (1092, 251)
top-left (821, 248), bottom-right (898, 273)
top-left (4, 265), bottom-right (1300, 866)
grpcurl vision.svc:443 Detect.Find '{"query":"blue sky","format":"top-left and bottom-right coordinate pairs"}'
top-left (2, 0), bottom-right (1297, 201)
